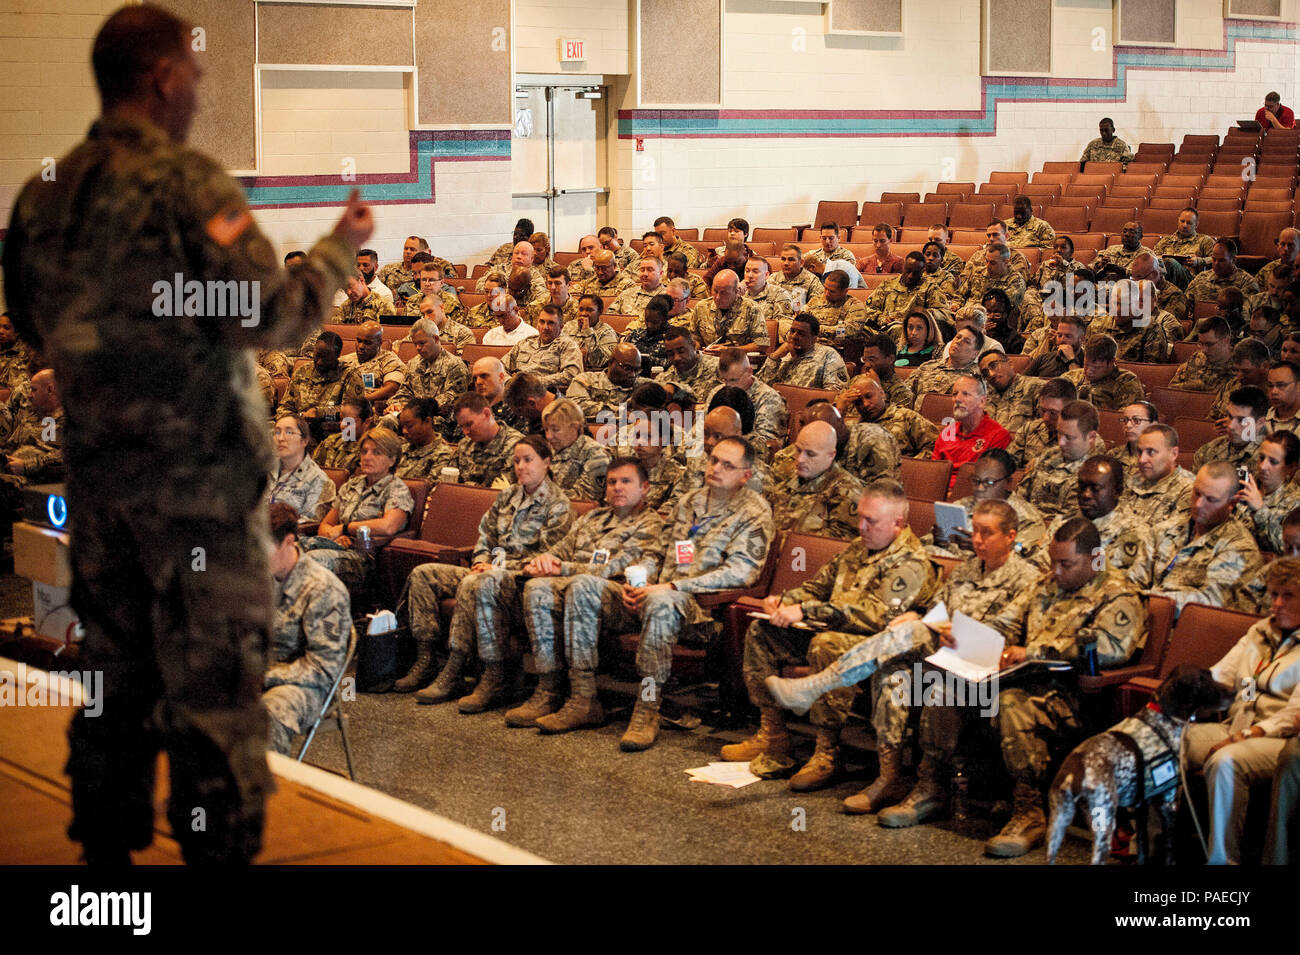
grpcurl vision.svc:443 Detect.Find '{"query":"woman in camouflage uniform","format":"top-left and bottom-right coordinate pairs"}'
top-left (268, 414), bottom-right (336, 521)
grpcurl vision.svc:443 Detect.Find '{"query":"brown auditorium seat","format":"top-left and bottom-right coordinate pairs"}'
top-left (1191, 301), bottom-right (1219, 322)
top-left (900, 460), bottom-right (953, 503)
top-left (376, 483), bottom-right (501, 604)
top-left (702, 228), bottom-right (729, 241)
top-left (800, 201), bottom-right (859, 235)
top-left (1148, 196), bottom-right (1193, 210)
top-left (977, 183), bottom-right (1019, 202)
top-left (1141, 207), bottom-right (1184, 235)
top-left (1151, 386), bottom-right (1216, 422)
top-left (1114, 173), bottom-right (1158, 189)
top-left (1196, 209), bottom-right (1242, 239)
top-left (918, 392), bottom-right (955, 425)
top-left (880, 191), bottom-right (921, 205)
top-left (1073, 173), bottom-right (1116, 189)
top-left (859, 201), bottom-right (904, 229)
top-left (1082, 162), bottom-right (1123, 176)
top-left (988, 171), bottom-right (1029, 186)
top-left (471, 264), bottom-right (490, 279)
top-left (905, 498), bottom-right (935, 540)
top-left (1125, 162), bottom-right (1171, 176)
top-left (935, 182), bottom-right (976, 198)
top-left (1172, 416), bottom-right (1218, 454)
top-left (903, 201), bottom-right (950, 227)
top-left (949, 202), bottom-right (996, 229)
top-left (1162, 173), bottom-right (1207, 189)
top-left (1041, 161), bottom-right (1078, 174)
top-left (1248, 185), bottom-right (1296, 201)
top-left (446, 277), bottom-right (475, 292)
top-left (753, 227), bottom-right (798, 243)
top-left (602, 313), bottom-right (634, 335)
top-left (1117, 602), bottom-right (1259, 716)
top-left (1077, 596), bottom-right (1176, 708)
top-left (1070, 233), bottom-right (1106, 252)
top-left (676, 229), bottom-right (700, 240)
top-left (1199, 186), bottom-right (1246, 202)
top-left (1053, 195), bottom-right (1096, 208)
top-left (1044, 205), bottom-right (1090, 232)
top-left (1182, 134), bottom-right (1220, 148)
top-left (1097, 409), bottom-right (1125, 448)
top-left (1119, 362), bottom-right (1178, 391)
top-left (1021, 183), bottom-right (1063, 201)
top-left (459, 292), bottom-right (486, 310)
top-left (322, 467), bottom-right (350, 491)
top-left (1195, 198), bottom-right (1244, 213)
top-left (1030, 173), bottom-right (1072, 187)
top-left (1091, 206), bottom-right (1139, 235)
top-left (452, 264), bottom-right (468, 278)
top-left (1239, 210), bottom-right (1294, 261)
top-left (461, 343), bottom-right (510, 365)
top-left (1136, 143), bottom-right (1175, 157)
top-left (1063, 185), bottom-right (1106, 202)
top-left (1102, 193), bottom-right (1148, 212)
top-left (772, 384), bottom-right (837, 440)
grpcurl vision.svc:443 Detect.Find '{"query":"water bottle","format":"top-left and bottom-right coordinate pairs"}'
top-left (1082, 641), bottom-right (1098, 676)
top-left (357, 525), bottom-right (372, 554)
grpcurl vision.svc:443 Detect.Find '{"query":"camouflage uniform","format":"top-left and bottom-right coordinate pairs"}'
top-left (927, 493), bottom-right (1047, 557)
top-left (549, 434), bottom-right (612, 501)
top-left (395, 438), bottom-right (457, 482)
top-left (1153, 280), bottom-right (1188, 327)
top-left (689, 298), bottom-right (768, 349)
top-left (1065, 366), bottom-right (1146, 412)
top-left (520, 503), bottom-right (666, 672)
top-left (640, 452), bottom-right (688, 512)
top-left (1093, 243), bottom-right (1156, 274)
top-left (745, 284), bottom-right (797, 340)
top-left (1185, 267), bottom-right (1260, 306)
top-left (743, 527), bottom-right (939, 739)
top-left (403, 287), bottom-right (464, 322)
top-left (877, 373), bottom-right (914, 412)
top-left (1168, 352), bottom-right (1234, 393)
top-left (454, 423), bottom-right (523, 487)
top-left (1080, 138), bottom-right (1134, 164)
top-left (277, 363), bottom-right (366, 418)
top-left (1195, 437), bottom-right (1259, 473)
top-left (562, 318), bottom-right (620, 369)
top-left (1008, 419), bottom-right (1055, 469)
top-left (465, 302), bottom-right (501, 329)
top-left (905, 358), bottom-right (978, 409)
top-left (961, 247), bottom-right (1031, 285)
top-left (0, 343), bottom-right (30, 391)
top-left (665, 239), bottom-right (703, 270)
top-left (1033, 255), bottom-right (1086, 290)
top-left (1121, 466), bottom-right (1195, 527)
top-left (332, 291), bottom-right (396, 325)
top-left (1031, 508), bottom-right (1150, 585)
top-left (504, 335), bottom-right (584, 392)
top-left (610, 282), bottom-right (670, 318)
top-left (622, 322), bottom-right (672, 371)
top-left (1256, 257), bottom-right (1296, 290)
top-left (1236, 479), bottom-right (1300, 553)
top-left (525, 295), bottom-right (579, 329)
top-left (263, 551), bottom-right (352, 754)
top-left (486, 242), bottom-right (514, 269)
top-left (803, 246), bottom-right (856, 271)
top-left (1154, 233), bottom-right (1216, 264)
top-left (986, 374), bottom-right (1043, 435)
top-left (705, 378), bottom-right (789, 451)
top-left (1007, 216), bottom-right (1056, 250)
top-left (570, 272), bottom-right (631, 300)
top-left (1266, 406), bottom-right (1300, 436)
top-left (258, 348), bottom-right (294, 380)
top-left (268, 455), bottom-right (336, 521)
top-left (770, 268), bottom-right (824, 309)
top-left (255, 365), bottom-right (275, 407)
top-left (341, 348), bottom-right (406, 397)
top-left (476, 266), bottom-right (547, 302)
top-left (981, 570), bottom-right (1146, 787)
top-left (673, 453), bottom-right (770, 503)
top-left (309, 473), bottom-right (415, 591)
top-left (312, 433), bottom-right (362, 473)
top-left (377, 261), bottom-right (415, 294)
top-left (765, 462), bottom-right (864, 539)
top-left (866, 406), bottom-right (938, 458)
top-left (934, 250), bottom-right (966, 281)
top-left (805, 294), bottom-right (867, 337)
top-left (566, 258), bottom-right (595, 284)
top-left (655, 353), bottom-right (720, 396)
top-left (392, 350), bottom-right (468, 411)
top-left (400, 318), bottom-right (473, 355)
top-left (756, 344), bottom-right (848, 390)
top-left (1016, 448), bottom-right (1091, 519)
top-left (962, 270), bottom-right (1027, 310)
top-left (862, 278), bottom-right (952, 331)
top-left (564, 487), bottom-right (775, 684)
top-left (840, 421), bottom-right (902, 483)
top-left (1142, 516), bottom-right (1262, 615)
top-left (404, 478), bottom-right (573, 662)
top-left (567, 372), bottom-right (652, 421)
top-left (1109, 320), bottom-right (1171, 364)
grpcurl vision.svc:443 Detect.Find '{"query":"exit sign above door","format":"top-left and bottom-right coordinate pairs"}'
top-left (559, 38), bottom-right (585, 62)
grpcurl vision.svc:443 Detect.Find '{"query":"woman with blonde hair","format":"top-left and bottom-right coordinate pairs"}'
top-left (542, 397), bottom-right (612, 501)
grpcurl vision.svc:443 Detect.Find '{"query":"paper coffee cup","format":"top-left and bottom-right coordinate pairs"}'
top-left (624, 565), bottom-right (648, 588)
top-left (440, 467), bottom-right (460, 484)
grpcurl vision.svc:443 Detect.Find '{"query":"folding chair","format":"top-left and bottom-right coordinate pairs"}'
top-left (296, 628), bottom-right (358, 780)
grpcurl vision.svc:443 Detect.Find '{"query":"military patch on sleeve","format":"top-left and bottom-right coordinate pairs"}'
top-left (1115, 608), bottom-right (1131, 627)
top-left (206, 205), bottom-right (253, 247)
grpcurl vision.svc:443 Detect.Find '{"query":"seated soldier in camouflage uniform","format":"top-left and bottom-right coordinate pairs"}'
top-left (1128, 252), bottom-right (1189, 336)
top-left (854, 334), bottom-right (912, 408)
top-left (1025, 315), bottom-right (1085, 380)
top-left (622, 294), bottom-right (674, 373)
top-left (1006, 195), bottom-right (1055, 250)
top-left (674, 403), bottom-right (769, 501)
top-left (1185, 239), bottom-right (1260, 306)
top-left (1080, 117), bottom-right (1133, 164)
top-left (1065, 335), bottom-right (1145, 412)
top-left (311, 397), bottom-right (370, 474)
top-left (624, 411), bottom-right (689, 513)
top-left (1235, 506), bottom-right (1300, 612)
top-left (542, 397), bottom-right (611, 502)
top-left (1120, 423), bottom-right (1195, 526)
top-left (764, 420), bottom-right (864, 540)
top-left (862, 253), bottom-right (951, 334)
top-left (526, 266), bottom-right (581, 330)
top-left (476, 241), bottom-right (547, 302)
top-left (653, 216), bottom-right (702, 270)
top-left (1266, 359), bottom-right (1300, 434)
top-left (1098, 278), bottom-right (1171, 364)
top-left (388, 320), bottom-right (469, 425)
top-left (503, 372), bottom-right (557, 438)
top-left (332, 271), bottom-right (397, 324)
top-left (450, 391), bottom-right (524, 487)
top-left (0, 368), bottom-right (62, 529)
top-left (690, 270), bottom-right (767, 350)
top-left (470, 355), bottom-right (528, 435)
top-left (410, 435), bottom-right (574, 707)
top-left (567, 342), bottom-right (651, 422)
top-left (667, 250), bottom-right (710, 300)
top-left (308, 427), bottom-right (414, 595)
top-left (383, 235), bottom-right (455, 295)
top-left (1198, 385), bottom-right (1265, 472)
top-left (561, 436), bottom-right (775, 751)
top-left (805, 268), bottom-right (867, 337)
top-left (757, 313), bottom-right (848, 390)
top-left (277, 331), bottom-right (366, 419)
top-left (514, 458), bottom-right (668, 730)
top-left (706, 348), bottom-right (788, 457)
top-left (1030, 455), bottom-right (1149, 582)
top-left (564, 234), bottom-right (600, 284)
top-left (504, 304), bottom-right (583, 392)
top-left (464, 275), bottom-right (506, 329)
top-left (1107, 399), bottom-right (1155, 473)
top-left (611, 255), bottom-right (669, 320)
top-left (979, 351), bottom-right (1041, 434)
top-left (1094, 221), bottom-right (1156, 275)
top-left (802, 222), bottom-right (856, 275)
top-left (924, 226), bottom-right (965, 282)
top-left (565, 294), bottom-right (620, 370)
top-left (263, 503), bottom-right (353, 755)
top-left (268, 413), bottom-right (335, 522)
top-left (0, 313), bottom-right (31, 392)
top-left (743, 255), bottom-right (796, 339)
top-left (341, 321), bottom-right (405, 410)
top-left (395, 398), bottom-right (457, 481)
top-left (846, 375), bottom-right (938, 458)
top-left (726, 479), bottom-right (939, 793)
top-left (1235, 431), bottom-right (1300, 553)
top-left (1032, 235), bottom-right (1085, 292)
top-left (485, 219), bottom-right (533, 271)
top-left (765, 500), bottom-right (1035, 815)
top-left (571, 249), bottom-right (632, 301)
top-left (906, 327), bottom-right (982, 409)
top-left (770, 243), bottom-right (824, 309)
top-left (891, 518), bottom-right (1145, 857)
top-left (655, 324), bottom-right (720, 396)
top-left (1154, 208), bottom-right (1217, 282)
top-left (961, 221), bottom-right (1032, 289)
top-left (402, 256), bottom-right (465, 323)
top-left (928, 447), bottom-right (1047, 558)
top-left (1008, 377), bottom-right (1076, 469)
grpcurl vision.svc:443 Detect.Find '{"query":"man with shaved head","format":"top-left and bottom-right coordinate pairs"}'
top-left (841, 374), bottom-right (938, 458)
top-left (1256, 227), bottom-right (1300, 291)
top-left (566, 342), bottom-right (650, 421)
top-left (571, 249), bottom-right (631, 299)
top-left (764, 420), bottom-right (864, 539)
top-left (690, 269), bottom-right (767, 350)
top-left (469, 354), bottom-right (525, 432)
top-left (566, 234), bottom-right (602, 283)
top-left (340, 320), bottom-right (405, 407)
top-left (1093, 221), bottom-right (1154, 274)
top-left (1128, 250), bottom-right (1188, 332)
top-left (707, 348), bottom-right (788, 458)
top-left (673, 405), bottom-right (768, 501)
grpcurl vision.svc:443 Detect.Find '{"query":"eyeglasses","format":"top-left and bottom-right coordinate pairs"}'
top-left (272, 428), bottom-right (302, 438)
top-left (708, 455), bottom-right (746, 472)
top-left (971, 476), bottom-right (1007, 488)
top-left (1118, 416), bottom-right (1152, 426)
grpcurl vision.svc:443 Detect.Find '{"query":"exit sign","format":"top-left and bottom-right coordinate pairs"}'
top-left (560, 38), bottom-right (585, 62)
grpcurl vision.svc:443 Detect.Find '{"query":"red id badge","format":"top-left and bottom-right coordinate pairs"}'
top-left (675, 540), bottom-right (695, 565)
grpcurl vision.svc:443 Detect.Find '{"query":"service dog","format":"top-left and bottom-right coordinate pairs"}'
top-left (1046, 665), bottom-right (1230, 864)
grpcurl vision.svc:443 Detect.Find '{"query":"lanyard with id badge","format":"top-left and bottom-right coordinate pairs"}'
top-left (1231, 632), bottom-right (1296, 735)
top-left (677, 513), bottom-right (719, 567)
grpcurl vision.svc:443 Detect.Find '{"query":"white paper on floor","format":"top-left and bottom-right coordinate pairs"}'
top-left (684, 761), bottom-right (762, 788)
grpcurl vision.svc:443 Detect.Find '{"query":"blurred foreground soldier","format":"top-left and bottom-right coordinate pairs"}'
top-left (264, 504), bottom-right (352, 756)
top-left (2, 4), bottom-right (372, 863)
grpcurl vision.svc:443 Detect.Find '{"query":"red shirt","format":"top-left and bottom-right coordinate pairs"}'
top-left (932, 413), bottom-right (1011, 487)
top-left (855, 252), bottom-right (904, 275)
top-left (1256, 104), bottom-right (1295, 129)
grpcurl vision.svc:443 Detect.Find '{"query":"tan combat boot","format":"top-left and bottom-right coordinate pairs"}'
top-left (842, 742), bottom-right (912, 814)
top-left (619, 695), bottom-right (662, 751)
top-left (764, 668), bottom-right (845, 717)
top-left (414, 649), bottom-right (468, 705)
top-left (985, 782), bottom-right (1047, 858)
top-left (877, 755), bottom-right (948, 828)
top-left (393, 636), bottom-right (438, 693)
top-left (536, 669), bottom-right (605, 734)
top-left (788, 729), bottom-right (840, 792)
top-left (504, 671), bottom-right (565, 727)
top-left (719, 707), bottom-right (793, 763)
top-left (458, 662), bottom-right (508, 714)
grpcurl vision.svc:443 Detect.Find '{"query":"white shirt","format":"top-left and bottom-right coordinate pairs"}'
top-left (483, 321), bottom-right (540, 346)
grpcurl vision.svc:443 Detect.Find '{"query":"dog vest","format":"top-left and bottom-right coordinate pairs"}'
top-left (1110, 706), bottom-right (1181, 801)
